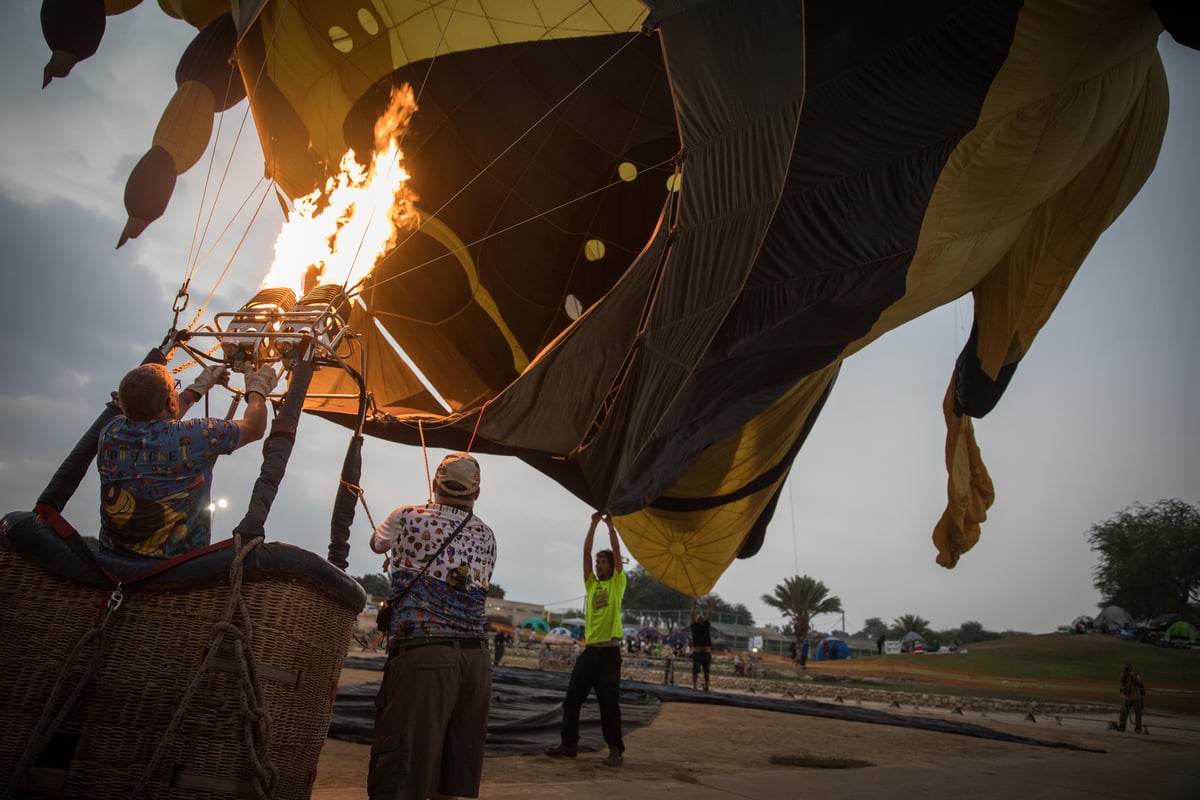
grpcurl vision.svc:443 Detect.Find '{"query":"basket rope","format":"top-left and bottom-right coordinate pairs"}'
top-left (1, 585), bottom-right (125, 800)
top-left (338, 478), bottom-right (377, 531)
top-left (131, 533), bottom-right (278, 799)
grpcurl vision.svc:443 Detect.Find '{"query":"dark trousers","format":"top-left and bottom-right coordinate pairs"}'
top-left (1119, 697), bottom-right (1144, 731)
top-left (560, 645), bottom-right (623, 751)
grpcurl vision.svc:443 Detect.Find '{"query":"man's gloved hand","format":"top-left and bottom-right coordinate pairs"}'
top-left (243, 365), bottom-right (279, 399)
top-left (184, 364), bottom-right (230, 397)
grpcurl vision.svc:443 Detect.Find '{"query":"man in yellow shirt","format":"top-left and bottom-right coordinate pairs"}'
top-left (545, 512), bottom-right (626, 767)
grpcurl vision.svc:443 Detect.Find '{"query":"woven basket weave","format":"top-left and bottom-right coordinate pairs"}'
top-left (0, 513), bottom-right (363, 799)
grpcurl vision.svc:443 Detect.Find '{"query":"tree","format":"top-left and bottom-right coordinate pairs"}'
top-left (623, 566), bottom-right (693, 615)
top-left (943, 620), bottom-right (1002, 644)
top-left (618, 567), bottom-right (755, 628)
top-left (760, 575), bottom-right (842, 641)
top-left (1088, 499), bottom-right (1200, 619)
top-left (487, 582), bottom-right (506, 599)
top-left (354, 573), bottom-right (390, 598)
top-left (728, 603), bottom-right (756, 627)
top-left (855, 617), bottom-right (889, 639)
top-left (891, 614), bottom-right (930, 637)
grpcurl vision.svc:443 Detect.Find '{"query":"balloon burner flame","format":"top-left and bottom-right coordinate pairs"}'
top-left (260, 84), bottom-right (419, 299)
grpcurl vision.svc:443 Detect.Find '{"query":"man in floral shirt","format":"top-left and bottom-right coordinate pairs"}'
top-left (368, 452), bottom-right (496, 800)
top-left (97, 361), bottom-right (277, 559)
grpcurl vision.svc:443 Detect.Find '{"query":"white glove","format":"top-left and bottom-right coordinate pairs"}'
top-left (243, 365), bottom-right (279, 399)
top-left (184, 364), bottom-right (230, 397)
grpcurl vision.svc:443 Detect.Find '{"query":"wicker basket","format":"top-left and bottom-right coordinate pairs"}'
top-left (0, 511), bottom-right (365, 799)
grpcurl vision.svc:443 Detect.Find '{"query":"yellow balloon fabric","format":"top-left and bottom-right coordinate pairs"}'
top-left (616, 363), bottom-right (841, 597)
top-left (846, 1), bottom-right (1168, 573)
top-left (151, 80), bottom-right (216, 173)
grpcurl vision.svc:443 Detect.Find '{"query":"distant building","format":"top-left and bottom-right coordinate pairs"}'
top-left (486, 597), bottom-right (548, 626)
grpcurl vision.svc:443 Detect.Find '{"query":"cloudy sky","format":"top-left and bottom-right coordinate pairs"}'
top-left (1, 5), bottom-right (1196, 636)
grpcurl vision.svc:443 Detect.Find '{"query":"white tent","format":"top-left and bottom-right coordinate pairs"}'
top-left (1095, 606), bottom-right (1133, 631)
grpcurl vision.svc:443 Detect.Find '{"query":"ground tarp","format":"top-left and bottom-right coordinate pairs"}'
top-left (333, 658), bottom-right (1103, 756)
top-left (331, 663), bottom-right (660, 756)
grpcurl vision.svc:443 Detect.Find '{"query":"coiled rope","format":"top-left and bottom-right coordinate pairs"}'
top-left (131, 534), bottom-right (277, 799)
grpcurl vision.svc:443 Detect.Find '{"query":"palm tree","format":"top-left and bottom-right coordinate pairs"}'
top-left (891, 614), bottom-right (930, 637)
top-left (761, 575), bottom-right (842, 641)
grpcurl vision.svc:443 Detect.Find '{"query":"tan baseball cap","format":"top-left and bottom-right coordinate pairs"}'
top-left (435, 452), bottom-right (481, 496)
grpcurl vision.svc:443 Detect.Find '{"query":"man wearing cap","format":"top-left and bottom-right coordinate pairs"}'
top-left (97, 361), bottom-right (278, 559)
top-left (368, 452), bottom-right (497, 800)
top-left (545, 512), bottom-right (627, 767)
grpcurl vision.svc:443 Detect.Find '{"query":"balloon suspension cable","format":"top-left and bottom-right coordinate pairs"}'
top-left (158, 282), bottom-right (193, 353)
top-left (185, 179), bottom-right (274, 331)
top-left (183, 67), bottom-right (264, 281)
top-left (419, 419), bottom-right (432, 503)
top-left (466, 400), bottom-right (490, 455)
top-left (156, 14), bottom-right (284, 343)
top-left (181, 11), bottom-right (285, 284)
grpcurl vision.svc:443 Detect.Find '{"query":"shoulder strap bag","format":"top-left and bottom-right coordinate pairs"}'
top-left (377, 510), bottom-right (473, 632)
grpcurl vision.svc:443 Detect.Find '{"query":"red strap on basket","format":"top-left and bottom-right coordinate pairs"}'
top-left (34, 502), bottom-right (121, 586)
top-left (32, 502), bottom-right (238, 588)
top-left (33, 502), bottom-right (83, 539)
top-left (352, 631), bottom-right (386, 650)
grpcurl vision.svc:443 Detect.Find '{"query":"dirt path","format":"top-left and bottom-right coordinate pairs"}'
top-left (318, 650), bottom-right (1199, 791)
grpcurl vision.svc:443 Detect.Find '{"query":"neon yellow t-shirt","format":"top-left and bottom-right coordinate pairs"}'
top-left (584, 569), bottom-right (627, 645)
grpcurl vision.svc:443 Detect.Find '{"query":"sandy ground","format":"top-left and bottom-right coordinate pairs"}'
top-left (316, 649), bottom-right (1200, 791)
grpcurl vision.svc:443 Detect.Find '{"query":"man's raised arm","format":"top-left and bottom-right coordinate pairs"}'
top-left (583, 511), bottom-right (601, 579)
top-left (604, 513), bottom-right (622, 574)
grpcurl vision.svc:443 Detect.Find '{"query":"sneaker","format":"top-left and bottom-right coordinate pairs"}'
top-left (602, 748), bottom-right (623, 767)
top-left (544, 743), bottom-right (577, 758)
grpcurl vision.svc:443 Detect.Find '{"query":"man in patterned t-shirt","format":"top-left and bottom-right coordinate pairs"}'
top-left (97, 362), bottom-right (276, 559)
top-left (368, 452), bottom-right (497, 800)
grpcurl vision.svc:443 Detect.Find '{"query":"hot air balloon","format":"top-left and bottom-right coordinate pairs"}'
top-left (10, 0), bottom-right (1196, 795)
top-left (32, 0), bottom-right (1198, 597)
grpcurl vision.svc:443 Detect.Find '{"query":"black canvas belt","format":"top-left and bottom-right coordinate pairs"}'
top-left (391, 638), bottom-right (485, 651)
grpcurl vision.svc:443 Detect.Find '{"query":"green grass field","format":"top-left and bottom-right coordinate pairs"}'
top-left (810, 633), bottom-right (1200, 714)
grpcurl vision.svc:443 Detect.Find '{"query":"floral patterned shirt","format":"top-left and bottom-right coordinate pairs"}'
top-left (372, 503), bottom-right (496, 640)
top-left (97, 416), bottom-right (240, 559)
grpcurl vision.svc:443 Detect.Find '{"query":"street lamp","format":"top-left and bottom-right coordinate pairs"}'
top-left (207, 497), bottom-right (228, 531)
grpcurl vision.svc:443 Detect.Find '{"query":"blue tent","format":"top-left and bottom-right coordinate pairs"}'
top-left (664, 630), bottom-right (690, 648)
top-left (813, 637), bottom-right (851, 661)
